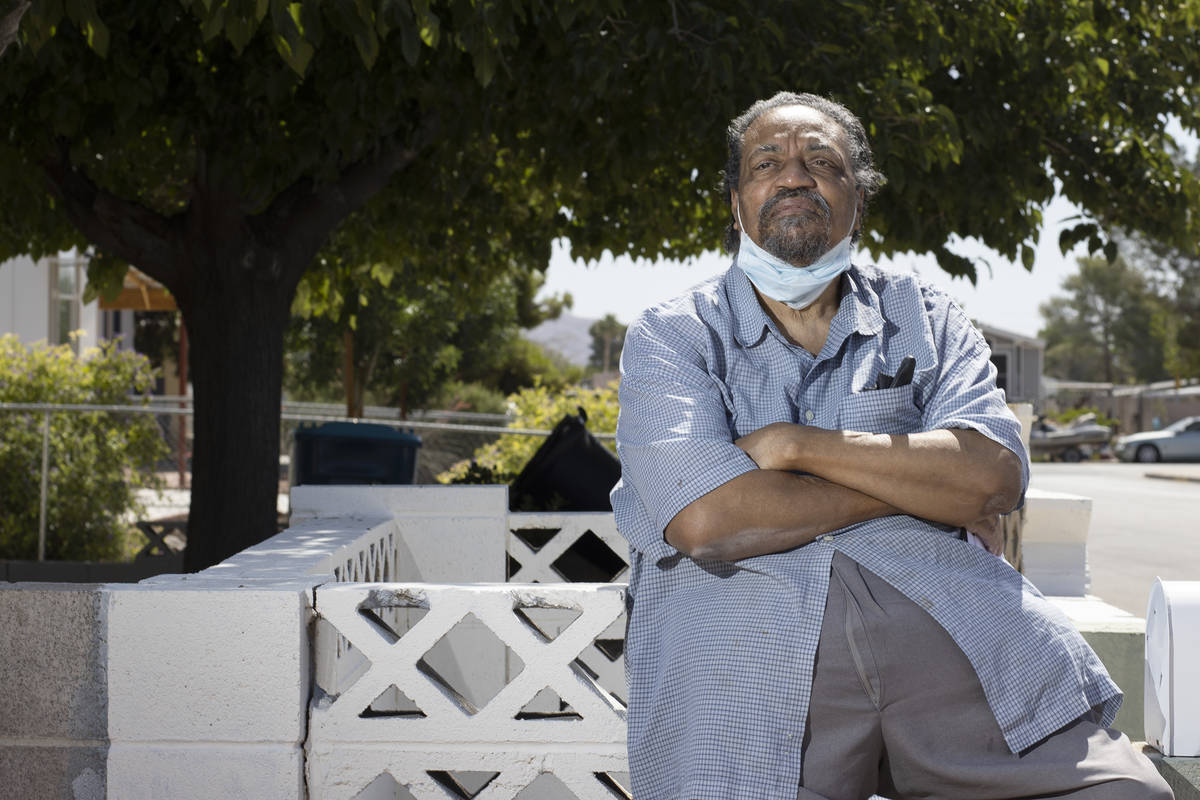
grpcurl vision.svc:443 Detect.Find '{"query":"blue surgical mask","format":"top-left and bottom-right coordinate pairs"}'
top-left (735, 203), bottom-right (855, 310)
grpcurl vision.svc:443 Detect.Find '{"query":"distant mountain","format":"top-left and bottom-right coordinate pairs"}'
top-left (525, 312), bottom-right (596, 366)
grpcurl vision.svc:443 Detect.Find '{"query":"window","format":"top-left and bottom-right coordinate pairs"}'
top-left (991, 353), bottom-right (1009, 394)
top-left (49, 257), bottom-right (84, 351)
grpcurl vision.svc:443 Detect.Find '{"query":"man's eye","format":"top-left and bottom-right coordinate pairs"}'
top-left (754, 161), bottom-right (773, 170)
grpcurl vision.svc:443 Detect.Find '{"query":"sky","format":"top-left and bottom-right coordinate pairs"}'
top-left (538, 191), bottom-right (1090, 339)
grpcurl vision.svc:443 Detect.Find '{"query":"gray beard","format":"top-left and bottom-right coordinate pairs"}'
top-left (756, 190), bottom-right (834, 266)
top-left (760, 215), bottom-right (832, 266)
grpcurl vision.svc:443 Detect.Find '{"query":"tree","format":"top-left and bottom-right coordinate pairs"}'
top-left (1038, 256), bottom-right (1168, 383)
top-left (1117, 198), bottom-right (1200, 384)
top-left (286, 259), bottom-right (571, 417)
top-left (4, 1), bottom-right (1200, 569)
top-left (588, 314), bottom-right (627, 374)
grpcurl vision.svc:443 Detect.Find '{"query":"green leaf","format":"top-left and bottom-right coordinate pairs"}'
top-left (418, 20), bottom-right (438, 48)
top-left (269, 0), bottom-right (312, 74)
top-left (1059, 223), bottom-right (1098, 254)
top-left (272, 32), bottom-right (313, 75)
top-left (80, 252), bottom-right (127, 303)
top-left (83, 17), bottom-right (108, 56)
top-left (400, 23), bottom-right (419, 65)
top-left (474, 47), bottom-right (496, 87)
top-left (199, 4), bottom-right (226, 41)
top-left (1094, 57), bottom-right (1109, 76)
top-left (556, 3), bottom-right (577, 30)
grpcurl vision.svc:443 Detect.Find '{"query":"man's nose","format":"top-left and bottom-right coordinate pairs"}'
top-left (777, 158), bottom-right (817, 188)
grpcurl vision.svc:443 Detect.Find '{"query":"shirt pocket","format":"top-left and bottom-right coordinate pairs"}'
top-left (834, 384), bottom-right (922, 435)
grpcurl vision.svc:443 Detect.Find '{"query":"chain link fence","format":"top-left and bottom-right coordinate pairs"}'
top-left (0, 399), bottom-right (587, 564)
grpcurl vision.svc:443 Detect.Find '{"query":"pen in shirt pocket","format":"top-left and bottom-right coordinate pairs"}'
top-left (873, 355), bottom-right (916, 390)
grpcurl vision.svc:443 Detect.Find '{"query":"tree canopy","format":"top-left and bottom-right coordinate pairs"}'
top-left (4, 0), bottom-right (1200, 567)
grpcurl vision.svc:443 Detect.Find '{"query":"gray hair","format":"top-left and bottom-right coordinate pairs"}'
top-left (721, 92), bottom-right (885, 253)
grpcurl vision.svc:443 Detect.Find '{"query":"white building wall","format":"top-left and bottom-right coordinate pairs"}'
top-left (0, 255), bottom-right (52, 344)
top-left (0, 251), bottom-right (104, 349)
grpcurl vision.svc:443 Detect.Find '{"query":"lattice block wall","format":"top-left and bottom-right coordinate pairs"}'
top-left (308, 583), bottom-right (629, 800)
top-left (506, 513), bottom-right (629, 705)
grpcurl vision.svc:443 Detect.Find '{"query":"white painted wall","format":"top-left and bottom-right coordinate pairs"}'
top-left (0, 251), bottom-right (104, 349)
top-left (0, 255), bottom-right (51, 343)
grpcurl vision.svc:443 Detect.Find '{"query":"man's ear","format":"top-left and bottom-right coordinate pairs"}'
top-left (730, 190), bottom-right (741, 231)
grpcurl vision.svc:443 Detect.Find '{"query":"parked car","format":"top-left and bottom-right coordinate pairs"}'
top-left (1029, 413), bottom-right (1112, 462)
top-left (1113, 416), bottom-right (1200, 462)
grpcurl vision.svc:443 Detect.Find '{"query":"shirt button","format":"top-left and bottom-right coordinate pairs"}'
top-left (804, 409), bottom-right (815, 422)
top-left (819, 534), bottom-right (834, 543)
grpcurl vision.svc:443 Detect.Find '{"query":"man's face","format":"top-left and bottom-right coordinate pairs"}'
top-left (731, 105), bottom-right (863, 267)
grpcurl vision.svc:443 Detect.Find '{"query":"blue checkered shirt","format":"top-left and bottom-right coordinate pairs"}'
top-left (611, 263), bottom-right (1120, 800)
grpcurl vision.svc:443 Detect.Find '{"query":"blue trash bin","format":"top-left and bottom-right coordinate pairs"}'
top-left (292, 422), bottom-right (422, 486)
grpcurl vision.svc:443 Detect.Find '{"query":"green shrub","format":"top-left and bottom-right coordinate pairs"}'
top-left (1052, 406), bottom-right (1118, 429)
top-left (438, 381), bottom-right (618, 484)
top-left (0, 334), bottom-right (167, 560)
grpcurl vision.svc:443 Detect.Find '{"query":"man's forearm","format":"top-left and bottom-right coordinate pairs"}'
top-left (736, 423), bottom-right (1023, 528)
top-left (665, 469), bottom-right (898, 561)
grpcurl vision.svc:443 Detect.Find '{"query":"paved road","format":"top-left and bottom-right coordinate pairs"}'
top-left (1029, 461), bottom-right (1200, 616)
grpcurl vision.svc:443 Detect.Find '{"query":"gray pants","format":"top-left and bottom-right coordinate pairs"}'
top-left (798, 552), bottom-right (1173, 800)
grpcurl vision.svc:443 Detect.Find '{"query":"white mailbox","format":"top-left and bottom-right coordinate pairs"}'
top-left (1145, 578), bottom-right (1200, 756)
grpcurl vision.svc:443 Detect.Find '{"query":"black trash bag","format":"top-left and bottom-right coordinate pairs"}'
top-left (509, 407), bottom-right (621, 512)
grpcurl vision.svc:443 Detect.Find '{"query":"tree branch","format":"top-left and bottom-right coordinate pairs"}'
top-left (0, 0), bottom-right (30, 58)
top-left (267, 112), bottom-right (441, 276)
top-left (40, 141), bottom-right (181, 288)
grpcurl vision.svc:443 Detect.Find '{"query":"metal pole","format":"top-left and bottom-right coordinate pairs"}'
top-left (178, 318), bottom-right (188, 489)
top-left (38, 410), bottom-right (50, 561)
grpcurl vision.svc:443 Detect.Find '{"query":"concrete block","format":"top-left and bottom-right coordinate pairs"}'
top-left (107, 743), bottom-right (303, 800)
top-left (105, 583), bottom-right (312, 744)
top-left (0, 584), bottom-right (106, 741)
top-left (196, 516), bottom-right (395, 581)
top-left (291, 484), bottom-right (509, 521)
top-left (1050, 595), bottom-right (1145, 741)
top-left (0, 745), bottom-right (107, 800)
top-left (1022, 543), bottom-right (1089, 596)
top-left (291, 485), bottom-right (509, 583)
top-left (1144, 746), bottom-right (1200, 800)
top-left (1022, 489), bottom-right (1093, 597)
top-left (1022, 489), bottom-right (1092, 544)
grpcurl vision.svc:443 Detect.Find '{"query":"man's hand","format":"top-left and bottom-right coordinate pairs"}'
top-left (735, 422), bottom-right (803, 470)
top-left (965, 513), bottom-right (1003, 556)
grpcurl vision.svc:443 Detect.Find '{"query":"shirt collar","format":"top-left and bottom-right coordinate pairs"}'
top-left (726, 262), bottom-right (884, 349)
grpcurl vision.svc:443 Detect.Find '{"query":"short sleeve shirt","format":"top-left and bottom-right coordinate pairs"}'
top-left (611, 263), bottom-right (1120, 800)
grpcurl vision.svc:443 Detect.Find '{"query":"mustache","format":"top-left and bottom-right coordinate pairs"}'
top-left (760, 189), bottom-right (830, 221)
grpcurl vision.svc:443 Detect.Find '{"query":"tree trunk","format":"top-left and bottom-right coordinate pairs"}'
top-left (178, 249), bottom-right (296, 571)
top-left (39, 136), bottom-right (430, 571)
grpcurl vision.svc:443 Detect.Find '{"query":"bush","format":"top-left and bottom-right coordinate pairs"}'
top-left (438, 381), bottom-right (618, 484)
top-left (1052, 406), bottom-right (1118, 429)
top-left (0, 335), bottom-right (167, 560)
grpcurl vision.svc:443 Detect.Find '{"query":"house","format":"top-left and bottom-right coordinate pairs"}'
top-left (978, 322), bottom-right (1044, 407)
top-left (0, 250), bottom-right (134, 350)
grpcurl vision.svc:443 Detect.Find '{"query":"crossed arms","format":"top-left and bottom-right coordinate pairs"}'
top-left (665, 422), bottom-right (1024, 563)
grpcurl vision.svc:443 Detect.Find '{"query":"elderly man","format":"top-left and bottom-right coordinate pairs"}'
top-left (610, 92), bottom-right (1171, 800)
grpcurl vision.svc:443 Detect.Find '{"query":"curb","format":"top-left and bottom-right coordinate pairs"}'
top-left (1144, 472), bottom-right (1200, 484)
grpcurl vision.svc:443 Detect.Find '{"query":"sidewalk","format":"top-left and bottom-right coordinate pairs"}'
top-left (1142, 463), bottom-right (1200, 483)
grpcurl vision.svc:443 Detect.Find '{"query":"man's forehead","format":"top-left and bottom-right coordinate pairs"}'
top-left (743, 105), bottom-right (848, 153)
